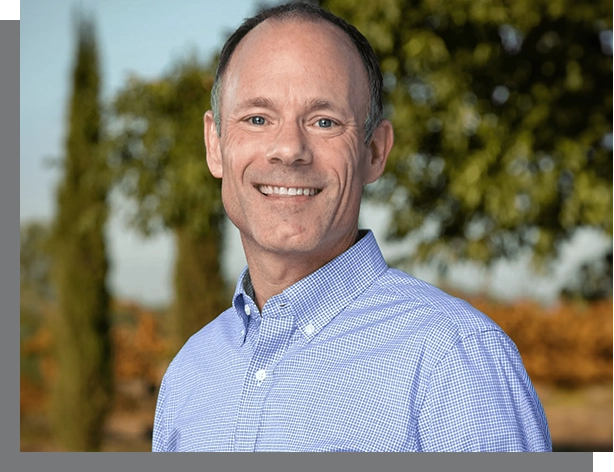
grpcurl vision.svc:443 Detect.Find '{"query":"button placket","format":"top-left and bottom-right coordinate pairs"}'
top-left (233, 301), bottom-right (295, 451)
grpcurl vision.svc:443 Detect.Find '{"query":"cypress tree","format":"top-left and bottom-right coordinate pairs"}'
top-left (50, 14), bottom-right (113, 451)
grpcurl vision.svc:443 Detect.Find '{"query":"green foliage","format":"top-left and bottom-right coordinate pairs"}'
top-left (173, 227), bottom-right (228, 344)
top-left (322, 0), bottom-right (613, 265)
top-left (110, 57), bottom-right (223, 237)
top-left (20, 221), bottom-right (53, 384)
top-left (110, 57), bottom-right (228, 345)
top-left (49, 16), bottom-right (113, 451)
top-left (21, 221), bottom-right (53, 308)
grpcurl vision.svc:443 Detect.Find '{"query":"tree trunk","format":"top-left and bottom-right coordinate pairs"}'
top-left (172, 225), bottom-right (229, 349)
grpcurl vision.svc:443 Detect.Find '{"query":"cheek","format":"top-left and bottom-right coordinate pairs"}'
top-left (220, 166), bottom-right (243, 207)
top-left (224, 128), bottom-right (265, 152)
top-left (220, 179), bottom-right (233, 210)
top-left (335, 137), bottom-right (368, 174)
top-left (337, 153), bottom-right (368, 193)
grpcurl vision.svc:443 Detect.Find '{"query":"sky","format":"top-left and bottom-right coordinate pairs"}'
top-left (20, 0), bottom-right (261, 304)
top-left (19, 0), bottom-right (612, 307)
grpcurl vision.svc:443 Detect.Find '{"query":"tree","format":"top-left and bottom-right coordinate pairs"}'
top-left (321, 0), bottom-right (612, 268)
top-left (20, 221), bottom-right (53, 314)
top-left (20, 221), bottom-right (53, 385)
top-left (561, 249), bottom-right (613, 301)
top-left (49, 15), bottom-right (113, 451)
top-left (109, 57), bottom-right (228, 348)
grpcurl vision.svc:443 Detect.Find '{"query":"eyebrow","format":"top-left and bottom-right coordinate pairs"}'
top-left (305, 98), bottom-right (340, 113)
top-left (234, 97), bottom-right (343, 114)
top-left (235, 97), bottom-right (276, 110)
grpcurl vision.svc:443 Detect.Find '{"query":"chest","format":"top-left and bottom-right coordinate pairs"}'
top-left (171, 324), bottom-right (424, 451)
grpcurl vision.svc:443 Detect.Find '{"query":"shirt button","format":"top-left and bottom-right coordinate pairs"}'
top-left (240, 329), bottom-right (245, 336)
top-left (305, 324), bottom-right (315, 335)
top-left (244, 305), bottom-right (251, 316)
top-left (255, 369), bottom-right (267, 381)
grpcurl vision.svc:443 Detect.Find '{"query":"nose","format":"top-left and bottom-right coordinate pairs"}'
top-left (266, 120), bottom-right (312, 165)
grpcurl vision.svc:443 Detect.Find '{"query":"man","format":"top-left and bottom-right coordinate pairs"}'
top-left (152, 2), bottom-right (551, 452)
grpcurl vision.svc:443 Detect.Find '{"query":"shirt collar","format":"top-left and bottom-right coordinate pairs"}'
top-left (232, 230), bottom-right (388, 341)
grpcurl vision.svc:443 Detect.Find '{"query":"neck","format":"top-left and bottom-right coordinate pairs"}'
top-left (241, 232), bottom-right (359, 311)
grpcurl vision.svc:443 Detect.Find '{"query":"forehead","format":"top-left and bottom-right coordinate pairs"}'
top-left (221, 18), bottom-right (369, 112)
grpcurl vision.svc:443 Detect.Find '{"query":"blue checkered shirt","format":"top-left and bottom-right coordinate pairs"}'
top-left (152, 230), bottom-right (551, 451)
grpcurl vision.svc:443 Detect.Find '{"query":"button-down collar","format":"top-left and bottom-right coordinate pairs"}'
top-left (231, 230), bottom-right (388, 343)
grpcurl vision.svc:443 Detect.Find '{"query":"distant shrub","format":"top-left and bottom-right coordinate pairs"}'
top-left (467, 296), bottom-right (613, 387)
top-left (20, 296), bottom-right (613, 420)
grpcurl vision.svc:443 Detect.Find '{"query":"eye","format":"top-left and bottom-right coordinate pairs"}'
top-left (317, 118), bottom-right (334, 128)
top-left (249, 116), bottom-right (266, 125)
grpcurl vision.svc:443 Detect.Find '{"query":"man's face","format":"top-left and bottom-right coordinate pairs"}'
top-left (205, 19), bottom-right (391, 265)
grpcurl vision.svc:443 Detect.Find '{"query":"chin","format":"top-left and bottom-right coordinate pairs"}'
top-left (261, 235), bottom-right (320, 254)
top-left (251, 225), bottom-right (324, 252)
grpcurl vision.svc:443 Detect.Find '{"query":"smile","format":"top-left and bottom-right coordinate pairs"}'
top-left (257, 185), bottom-right (321, 196)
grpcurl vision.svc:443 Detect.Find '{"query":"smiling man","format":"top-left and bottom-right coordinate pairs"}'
top-left (152, 2), bottom-right (551, 452)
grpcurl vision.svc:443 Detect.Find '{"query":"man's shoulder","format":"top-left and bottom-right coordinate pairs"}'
top-left (166, 306), bottom-right (237, 368)
top-left (361, 267), bottom-right (503, 340)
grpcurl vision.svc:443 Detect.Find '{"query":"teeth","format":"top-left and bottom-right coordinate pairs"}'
top-left (257, 185), bottom-right (318, 196)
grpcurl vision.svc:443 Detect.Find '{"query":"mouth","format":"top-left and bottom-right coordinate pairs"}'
top-left (256, 185), bottom-right (322, 197)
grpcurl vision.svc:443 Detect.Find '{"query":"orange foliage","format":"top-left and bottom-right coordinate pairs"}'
top-left (20, 376), bottom-right (47, 417)
top-left (111, 301), bottom-right (169, 386)
top-left (21, 299), bottom-right (171, 418)
top-left (21, 328), bottom-right (56, 387)
top-left (20, 296), bottom-right (613, 421)
top-left (466, 296), bottom-right (613, 387)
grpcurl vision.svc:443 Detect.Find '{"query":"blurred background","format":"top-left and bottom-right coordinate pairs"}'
top-left (20, 0), bottom-right (612, 452)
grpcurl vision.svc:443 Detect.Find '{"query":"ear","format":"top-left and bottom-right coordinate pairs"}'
top-left (364, 119), bottom-right (394, 184)
top-left (204, 110), bottom-right (223, 178)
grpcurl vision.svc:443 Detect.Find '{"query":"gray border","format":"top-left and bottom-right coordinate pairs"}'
top-left (15, 452), bottom-right (593, 471)
top-left (8, 11), bottom-right (595, 472)
top-left (2, 18), bottom-right (21, 458)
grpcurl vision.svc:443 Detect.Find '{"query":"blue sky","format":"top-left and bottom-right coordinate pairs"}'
top-left (21, 0), bottom-right (259, 221)
top-left (20, 0), bottom-right (261, 304)
top-left (19, 0), bottom-right (612, 306)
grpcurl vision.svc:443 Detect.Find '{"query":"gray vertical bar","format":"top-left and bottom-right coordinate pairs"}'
top-left (0, 19), bottom-right (20, 456)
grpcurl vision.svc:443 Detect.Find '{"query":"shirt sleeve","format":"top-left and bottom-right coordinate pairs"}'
top-left (415, 329), bottom-right (552, 451)
top-left (152, 372), bottom-right (169, 452)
